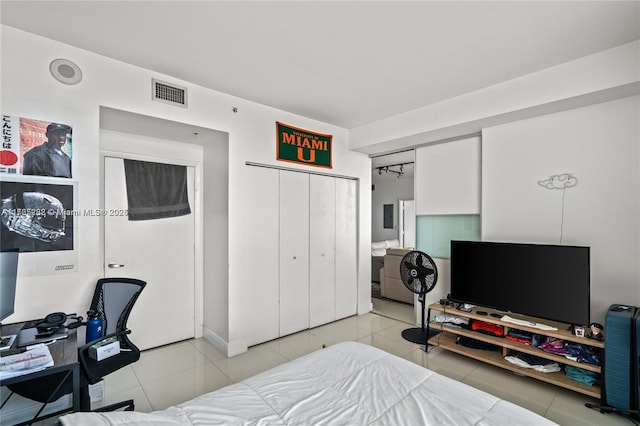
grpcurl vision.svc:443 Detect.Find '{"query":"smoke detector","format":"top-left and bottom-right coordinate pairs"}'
top-left (50, 58), bottom-right (83, 85)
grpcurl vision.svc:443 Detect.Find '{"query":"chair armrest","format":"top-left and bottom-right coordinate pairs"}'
top-left (78, 329), bottom-right (140, 384)
top-left (81, 329), bottom-right (132, 350)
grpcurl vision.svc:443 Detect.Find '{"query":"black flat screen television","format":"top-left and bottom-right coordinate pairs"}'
top-left (450, 240), bottom-right (590, 326)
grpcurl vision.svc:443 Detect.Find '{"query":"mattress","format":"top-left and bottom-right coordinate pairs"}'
top-left (59, 341), bottom-right (555, 425)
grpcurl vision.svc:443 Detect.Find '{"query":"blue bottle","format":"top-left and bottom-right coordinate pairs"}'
top-left (86, 310), bottom-right (104, 343)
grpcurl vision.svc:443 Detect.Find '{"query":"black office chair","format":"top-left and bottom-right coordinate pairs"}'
top-left (2, 278), bottom-right (146, 425)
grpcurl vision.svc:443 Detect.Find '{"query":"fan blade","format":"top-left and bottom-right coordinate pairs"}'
top-left (415, 265), bottom-right (434, 278)
top-left (403, 260), bottom-right (415, 270)
top-left (417, 252), bottom-right (426, 265)
top-left (407, 276), bottom-right (414, 286)
top-left (416, 276), bottom-right (428, 293)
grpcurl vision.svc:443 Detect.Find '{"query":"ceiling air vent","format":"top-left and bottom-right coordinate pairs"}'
top-left (152, 79), bottom-right (187, 108)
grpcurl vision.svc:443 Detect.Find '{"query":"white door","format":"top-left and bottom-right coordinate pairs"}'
top-left (243, 166), bottom-right (280, 346)
top-left (279, 171), bottom-right (310, 336)
top-left (335, 178), bottom-right (357, 320)
top-left (104, 157), bottom-right (195, 350)
top-left (309, 174), bottom-right (336, 327)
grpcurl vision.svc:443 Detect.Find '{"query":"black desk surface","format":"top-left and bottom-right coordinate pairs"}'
top-left (0, 320), bottom-right (78, 385)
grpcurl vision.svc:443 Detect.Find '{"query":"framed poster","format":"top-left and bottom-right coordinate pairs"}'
top-left (1, 115), bottom-right (73, 178)
top-left (276, 121), bottom-right (332, 169)
top-left (0, 175), bottom-right (78, 275)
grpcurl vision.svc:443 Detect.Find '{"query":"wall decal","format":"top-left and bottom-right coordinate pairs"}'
top-left (537, 173), bottom-right (577, 189)
top-left (538, 173), bottom-right (578, 244)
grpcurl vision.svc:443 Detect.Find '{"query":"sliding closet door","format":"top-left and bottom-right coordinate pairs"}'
top-left (335, 178), bottom-right (357, 320)
top-left (279, 171), bottom-right (310, 336)
top-left (309, 174), bottom-right (336, 328)
top-left (244, 166), bottom-right (280, 346)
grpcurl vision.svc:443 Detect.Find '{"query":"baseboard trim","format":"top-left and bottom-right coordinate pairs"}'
top-left (202, 327), bottom-right (247, 357)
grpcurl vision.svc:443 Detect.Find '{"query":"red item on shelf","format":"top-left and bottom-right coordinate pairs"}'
top-left (505, 335), bottom-right (531, 345)
top-left (471, 320), bottom-right (504, 336)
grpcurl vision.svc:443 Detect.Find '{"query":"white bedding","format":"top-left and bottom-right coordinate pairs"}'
top-left (59, 341), bottom-right (556, 425)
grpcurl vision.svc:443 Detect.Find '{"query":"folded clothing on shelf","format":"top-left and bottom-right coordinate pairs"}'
top-left (516, 352), bottom-right (554, 366)
top-left (471, 320), bottom-right (504, 336)
top-left (565, 365), bottom-right (599, 386)
top-left (432, 312), bottom-right (470, 326)
top-left (563, 341), bottom-right (602, 367)
top-left (505, 335), bottom-right (530, 345)
top-left (456, 335), bottom-right (500, 351)
top-left (504, 353), bottom-right (561, 373)
top-left (538, 338), bottom-right (602, 366)
top-left (539, 337), bottom-right (569, 355)
top-left (507, 329), bottom-right (533, 340)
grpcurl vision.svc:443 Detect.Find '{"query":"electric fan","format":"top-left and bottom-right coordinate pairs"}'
top-left (399, 250), bottom-right (439, 344)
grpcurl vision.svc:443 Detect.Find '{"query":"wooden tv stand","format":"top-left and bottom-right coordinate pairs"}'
top-left (426, 303), bottom-right (603, 399)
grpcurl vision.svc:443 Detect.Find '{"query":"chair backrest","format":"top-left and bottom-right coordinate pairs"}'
top-left (90, 278), bottom-right (146, 335)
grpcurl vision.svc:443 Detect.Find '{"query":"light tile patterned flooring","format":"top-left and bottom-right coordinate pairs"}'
top-left (40, 300), bottom-right (630, 425)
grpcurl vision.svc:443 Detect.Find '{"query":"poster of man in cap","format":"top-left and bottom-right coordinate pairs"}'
top-left (1, 115), bottom-right (73, 178)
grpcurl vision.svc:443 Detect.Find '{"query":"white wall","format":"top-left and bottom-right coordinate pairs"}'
top-left (482, 96), bottom-right (640, 324)
top-left (1, 26), bottom-right (372, 355)
top-left (371, 174), bottom-right (413, 242)
top-left (355, 41), bottom-right (638, 328)
top-left (350, 40), bottom-right (639, 155)
top-left (415, 136), bottom-right (481, 215)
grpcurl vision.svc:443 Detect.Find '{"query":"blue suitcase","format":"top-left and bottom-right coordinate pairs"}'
top-left (603, 304), bottom-right (638, 411)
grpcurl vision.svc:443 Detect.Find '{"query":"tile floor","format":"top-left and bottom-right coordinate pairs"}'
top-left (98, 314), bottom-right (626, 425)
top-left (371, 295), bottom-right (415, 324)
top-left (36, 306), bottom-right (630, 425)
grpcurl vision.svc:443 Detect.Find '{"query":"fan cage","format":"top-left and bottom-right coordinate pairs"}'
top-left (399, 250), bottom-right (438, 295)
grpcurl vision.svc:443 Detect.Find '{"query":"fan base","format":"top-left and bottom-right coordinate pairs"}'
top-left (401, 327), bottom-right (440, 345)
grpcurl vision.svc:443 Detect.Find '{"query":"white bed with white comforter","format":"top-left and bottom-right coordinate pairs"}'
top-left (59, 341), bottom-right (556, 425)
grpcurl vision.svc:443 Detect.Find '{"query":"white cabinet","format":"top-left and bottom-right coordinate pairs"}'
top-left (279, 171), bottom-right (310, 335)
top-left (245, 165), bottom-right (357, 346)
top-left (243, 166), bottom-right (280, 346)
top-left (309, 174), bottom-right (336, 328)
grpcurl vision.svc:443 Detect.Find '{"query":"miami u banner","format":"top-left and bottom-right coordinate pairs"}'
top-left (276, 122), bottom-right (332, 169)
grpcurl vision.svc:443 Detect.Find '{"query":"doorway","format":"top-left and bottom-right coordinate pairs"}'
top-left (103, 156), bottom-right (196, 350)
top-left (98, 106), bottom-right (229, 352)
top-left (371, 151), bottom-right (415, 323)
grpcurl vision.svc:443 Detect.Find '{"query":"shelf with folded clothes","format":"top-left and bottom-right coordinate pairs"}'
top-left (432, 321), bottom-right (602, 374)
top-left (427, 303), bottom-right (603, 399)
top-left (429, 304), bottom-right (604, 348)
top-left (428, 332), bottom-right (601, 399)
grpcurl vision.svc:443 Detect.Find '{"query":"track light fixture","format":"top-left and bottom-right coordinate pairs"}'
top-left (375, 161), bottom-right (413, 177)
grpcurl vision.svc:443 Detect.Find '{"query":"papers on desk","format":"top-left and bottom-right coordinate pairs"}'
top-left (0, 346), bottom-right (54, 379)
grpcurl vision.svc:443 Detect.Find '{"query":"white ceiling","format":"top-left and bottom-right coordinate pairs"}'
top-left (2, 1), bottom-right (638, 133)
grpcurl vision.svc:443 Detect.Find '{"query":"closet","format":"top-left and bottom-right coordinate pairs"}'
top-left (245, 165), bottom-right (357, 346)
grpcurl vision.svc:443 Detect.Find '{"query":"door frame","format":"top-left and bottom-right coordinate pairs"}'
top-left (99, 149), bottom-right (204, 340)
top-left (398, 199), bottom-right (415, 248)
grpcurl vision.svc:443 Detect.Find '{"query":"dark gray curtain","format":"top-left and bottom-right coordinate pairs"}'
top-left (123, 159), bottom-right (191, 221)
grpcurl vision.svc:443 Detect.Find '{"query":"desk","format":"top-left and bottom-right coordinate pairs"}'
top-left (0, 321), bottom-right (79, 424)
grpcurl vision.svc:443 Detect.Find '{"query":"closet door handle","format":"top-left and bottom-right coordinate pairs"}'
top-left (108, 263), bottom-right (125, 268)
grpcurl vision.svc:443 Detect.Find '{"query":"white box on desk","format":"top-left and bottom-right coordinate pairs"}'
top-left (88, 337), bottom-right (119, 361)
